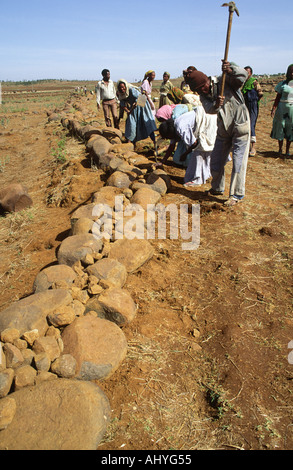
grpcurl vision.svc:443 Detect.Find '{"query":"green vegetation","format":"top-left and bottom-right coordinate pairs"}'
top-left (51, 137), bottom-right (67, 164)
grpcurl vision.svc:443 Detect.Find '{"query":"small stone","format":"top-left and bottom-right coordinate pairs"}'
top-left (88, 284), bottom-right (103, 295)
top-left (0, 342), bottom-right (6, 371)
top-left (92, 252), bottom-right (103, 261)
top-left (0, 397), bottom-right (17, 430)
top-left (81, 253), bottom-right (95, 265)
top-left (0, 369), bottom-right (14, 398)
top-left (45, 326), bottom-right (61, 339)
top-left (13, 338), bottom-right (27, 350)
top-left (21, 349), bottom-right (35, 366)
top-left (14, 365), bottom-right (37, 391)
top-left (191, 329), bottom-right (201, 339)
top-left (0, 328), bottom-right (20, 344)
top-left (71, 299), bottom-right (86, 317)
top-left (123, 188), bottom-right (133, 199)
top-left (33, 352), bottom-right (51, 372)
top-left (71, 217), bottom-right (94, 236)
top-left (21, 329), bottom-right (39, 346)
top-left (70, 287), bottom-right (89, 304)
top-left (73, 273), bottom-right (88, 290)
top-left (50, 354), bottom-right (77, 378)
top-left (47, 305), bottom-right (76, 328)
top-left (72, 261), bottom-right (84, 276)
top-left (190, 343), bottom-right (202, 352)
top-left (3, 344), bottom-right (24, 369)
top-left (32, 336), bottom-right (61, 362)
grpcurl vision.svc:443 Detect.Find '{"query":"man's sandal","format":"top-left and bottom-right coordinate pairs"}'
top-left (224, 196), bottom-right (243, 207)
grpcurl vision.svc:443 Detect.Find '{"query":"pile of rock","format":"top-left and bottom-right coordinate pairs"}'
top-left (0, 94), bottom-right (172, 449)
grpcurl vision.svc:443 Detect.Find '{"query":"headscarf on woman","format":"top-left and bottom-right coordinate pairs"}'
top-left (116, 79), bottom-right (131, 100)
top-left (155, 104), bottom-right (176, 121)
top-left (143, 70), bottom-right (155, 80)
top-left (167, 87), bottom-right (185, 104)
top-left (186, 70), bottom-right (209, 92)
top-left (286, 64), bottom-right (293, 83)
top-left (117, 79), bottom-right (140, 100)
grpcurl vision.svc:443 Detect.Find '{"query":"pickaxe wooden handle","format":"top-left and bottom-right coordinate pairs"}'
top-left (220, 2), bottom-right (240, 97)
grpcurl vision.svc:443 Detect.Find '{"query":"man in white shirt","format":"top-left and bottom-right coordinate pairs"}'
top-left (96, 69), bottom-right (119, 128)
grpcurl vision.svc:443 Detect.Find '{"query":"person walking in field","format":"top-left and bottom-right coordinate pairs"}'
top-left (242, 66), bottom-right (263, 156)
top-left (187, 61), bottom-right (250, 207)
top-left (270, 64), bottom-right (293, 157)
top-left (96, 69), bottom-right (119, 128)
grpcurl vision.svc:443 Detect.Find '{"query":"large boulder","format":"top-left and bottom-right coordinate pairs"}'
top-left (108, 238), bottom-right (154, 273)
top-left (91, 186), bottom-right (124, 208)
top-left (0, 183), bottom-right (32, 213)
top-left (91, 136), bottom-right (113, 165)
top-left (70, 203), bottom-right (100, 225)
top-left (86, 258), bottom-right (127, 288)
top-left (33, 265), bottom-right (77, 293)
top-left (102, 127), bottom-right (123, 141)
top-left (0, 289), bottom-right (73, 336)
top-left (130, 186), bottom-right (161, 210)
top-left (0, 379), bottom-right (111, 450)
top-left (57, 234), bottom-right (103, 267)
top-left (97, 287), bottom-right (137, 326)
top-left (106, 171), bottom-right (135, 189)
top-left (62, 316), bottom-right (127, 380)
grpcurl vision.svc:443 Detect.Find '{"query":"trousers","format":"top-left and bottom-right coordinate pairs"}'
top-left (102, 99), bottom-right (119, 128)
top-left (210, 116), bottom-right (250, 198)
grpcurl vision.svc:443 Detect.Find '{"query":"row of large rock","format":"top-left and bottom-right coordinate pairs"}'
top-left (0, 93), bottom-right (172, 449)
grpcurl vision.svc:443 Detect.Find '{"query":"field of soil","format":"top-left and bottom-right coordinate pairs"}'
top-left (0, 78), bottom-right (292, 451)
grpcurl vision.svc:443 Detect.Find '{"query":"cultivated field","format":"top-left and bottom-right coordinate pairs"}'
top-left (0, 77), bottom-right (292, 450)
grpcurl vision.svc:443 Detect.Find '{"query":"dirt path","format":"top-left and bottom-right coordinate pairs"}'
top-left (0, 90), bottom-right (293, 450)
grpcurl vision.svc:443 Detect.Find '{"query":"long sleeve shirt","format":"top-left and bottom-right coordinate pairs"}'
top-left (200, 65), bottom-right (249, 131)
top-left (96, 80), bottom-right (117, 105)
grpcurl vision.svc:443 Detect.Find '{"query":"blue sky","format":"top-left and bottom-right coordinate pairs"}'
top-left (0, 0), bottom-right (292, 82)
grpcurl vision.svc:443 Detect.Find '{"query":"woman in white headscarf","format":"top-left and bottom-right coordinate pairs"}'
top-left (117, 79), bottom-right (157, 148)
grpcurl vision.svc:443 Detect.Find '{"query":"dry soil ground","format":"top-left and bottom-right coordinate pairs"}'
top-left (0, 81), bottom-right (292, 451)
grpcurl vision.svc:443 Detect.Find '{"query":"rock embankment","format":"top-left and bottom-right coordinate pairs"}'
top-left (0, 93), bottom-right (173, 449)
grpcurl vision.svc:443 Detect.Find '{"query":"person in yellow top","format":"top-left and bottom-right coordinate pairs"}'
top-left (159, 72), bottom-right (173, 107)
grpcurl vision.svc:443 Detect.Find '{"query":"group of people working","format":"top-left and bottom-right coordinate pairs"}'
top-left (95, 63), bottom-right (293, 207)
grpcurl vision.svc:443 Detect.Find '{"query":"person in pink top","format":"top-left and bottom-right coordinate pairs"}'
top-left (141, 70), bottom-right (156, 116)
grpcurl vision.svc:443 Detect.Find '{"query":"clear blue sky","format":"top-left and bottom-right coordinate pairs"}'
top-left (0, 0), bottom-right (292, 82)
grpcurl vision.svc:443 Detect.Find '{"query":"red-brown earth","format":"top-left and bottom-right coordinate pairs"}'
top-left (0, 80), bottom-right (292, 450)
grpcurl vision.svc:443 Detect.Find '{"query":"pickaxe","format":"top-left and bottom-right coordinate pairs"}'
top-left (220, 2), bottom-right (240, 97)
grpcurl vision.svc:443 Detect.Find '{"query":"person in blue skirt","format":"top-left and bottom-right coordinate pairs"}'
top-left (117, 79), bottom-right (157, 152)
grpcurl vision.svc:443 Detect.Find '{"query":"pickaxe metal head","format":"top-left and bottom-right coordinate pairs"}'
top-left (222, 2), bottom-right (240, 16)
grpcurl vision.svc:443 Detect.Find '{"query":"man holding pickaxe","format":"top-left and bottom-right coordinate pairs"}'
top-left (186, 2), bottom-right (250, 207)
